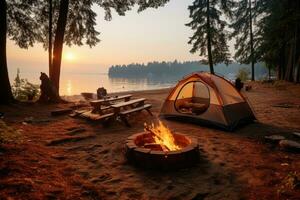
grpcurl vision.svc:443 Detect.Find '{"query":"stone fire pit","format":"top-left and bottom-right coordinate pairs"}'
top-left (125, 131), bottom-right (199, 169)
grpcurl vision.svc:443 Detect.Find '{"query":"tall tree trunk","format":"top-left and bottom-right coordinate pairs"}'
top-left (206, 0), bottom-right (214, 74)
top-left (268, 64), bottom-right (271, 80)
top-left (293, 10), bottom-right (299, 82)
top-left (279, 45), bottom-right (286, 80)
top-left (277, 64), bottom-right (280, 80)
top-left (249, 0), bottom-right (255, 81)
top-left (284, 44), bottom-right (294, 81)
top-left (52, 0), bottom-right (69, 95)
top-left (295, 56), bottom-right (300, 83)
top-left (0, 0), bottom-right (14, 104)
top-left (49, 0), bottom-right (53, 78)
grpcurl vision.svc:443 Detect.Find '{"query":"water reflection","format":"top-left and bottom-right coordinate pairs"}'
top-left (66, 80), bottom-right (72, 96)
top-left (108, 76), bottom-right (177, 93)
top-left (59, 73), bottom-right (177, 95)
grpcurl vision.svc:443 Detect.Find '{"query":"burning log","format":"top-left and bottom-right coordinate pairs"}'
top-left (144, 126), bottom-right (171, 151)
top-left (143, 142), bottom-right (169, 152)
top-left (144, 121), bottom-right (180, 151)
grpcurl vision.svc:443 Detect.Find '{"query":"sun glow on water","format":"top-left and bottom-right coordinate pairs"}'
top-left (66, 80), bottom-right (72, 95)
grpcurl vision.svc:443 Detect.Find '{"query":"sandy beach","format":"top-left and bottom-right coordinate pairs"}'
top-left (0, 81), bottom-right (300, 200)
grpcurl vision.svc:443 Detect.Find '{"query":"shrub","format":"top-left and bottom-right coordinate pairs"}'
top-left (11, 69), bottom-right (40, 101)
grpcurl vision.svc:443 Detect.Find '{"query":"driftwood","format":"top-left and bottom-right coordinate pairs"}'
top-left (51, 108), bottom-right (72, 116)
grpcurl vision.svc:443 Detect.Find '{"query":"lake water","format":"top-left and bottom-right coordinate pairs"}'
top-left (9, 64), bottom-right (268, 96)
top-left (9, 71), bottom-right (248, 96)
top-left (9, 72), bottom-right (177, 96)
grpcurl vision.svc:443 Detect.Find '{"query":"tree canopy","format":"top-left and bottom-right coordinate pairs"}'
top-left (248, 0), bottom-right (299, 82)
top-left (0, 0), bottom-right (43, 104)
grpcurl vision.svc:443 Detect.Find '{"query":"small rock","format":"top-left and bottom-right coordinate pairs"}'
top-left (24, 117), bottom-right (34, 123)
top-left (292, 132), bottom-right (300, 138)
top-left (264, 135), bottom-right (285, 143)
top-left (280, 163), bottom-right (289, 166)
top-left (279, 140), bottom-right (300, 152)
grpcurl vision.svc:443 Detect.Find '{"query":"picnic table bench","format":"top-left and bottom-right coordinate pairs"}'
top-left (111, 98), bottom-right (152, 126)
top-left (90, 94), bottom-right (132, 113)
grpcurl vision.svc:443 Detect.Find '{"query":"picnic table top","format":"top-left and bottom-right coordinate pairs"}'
top-left (90, 94), bottom-right (132, 105)
top-left (111, 98), bottom-right (146, 108)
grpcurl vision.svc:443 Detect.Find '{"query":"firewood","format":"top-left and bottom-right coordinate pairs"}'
top-left (144, 127), bottom-right (170, 151)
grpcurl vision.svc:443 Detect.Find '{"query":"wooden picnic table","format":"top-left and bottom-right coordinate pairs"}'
top-left (90, 94), bottom-right (132, 112)
top-left (111, 98), bottom-right (146, 114)
top-left (76, 97), bottom-right (152, 127)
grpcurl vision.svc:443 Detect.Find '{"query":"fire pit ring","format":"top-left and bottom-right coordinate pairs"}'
top-left (125, 132), bottom-right (199, 169)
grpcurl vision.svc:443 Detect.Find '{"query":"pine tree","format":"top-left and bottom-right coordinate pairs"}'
top-left (186, 0), bottom-right (233, 74)
top-left (48, 0), bottom-right (53, 77)
top-left (230, 0), bottom-right (260, 81)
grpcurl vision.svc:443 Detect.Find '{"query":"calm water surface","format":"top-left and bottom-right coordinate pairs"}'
top-left (9, 72), bottom-right (176, 96)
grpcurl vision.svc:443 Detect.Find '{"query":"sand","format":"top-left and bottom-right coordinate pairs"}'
top-left (0, 81), bottom-right (300, 200)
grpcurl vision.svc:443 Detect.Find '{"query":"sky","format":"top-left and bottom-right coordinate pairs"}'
top-left (7, 0), bottom-right (233, 76)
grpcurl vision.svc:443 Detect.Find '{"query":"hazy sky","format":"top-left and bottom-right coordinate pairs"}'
top-left (7, 0), bottom-right (233, 75)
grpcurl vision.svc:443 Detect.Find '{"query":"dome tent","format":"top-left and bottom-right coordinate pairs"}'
top-left (159, 72), bottom-right (255, 130)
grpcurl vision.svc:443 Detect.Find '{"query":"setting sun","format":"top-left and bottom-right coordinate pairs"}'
top-left (65, 52), bottom-right (75, 61)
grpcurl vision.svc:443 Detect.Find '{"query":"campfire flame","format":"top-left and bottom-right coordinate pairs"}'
top-left (144, 120), bottom-right (181, 151)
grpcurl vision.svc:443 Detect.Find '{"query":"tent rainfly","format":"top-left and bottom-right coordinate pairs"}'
top-left (159, 72), bottom-right (256, 130)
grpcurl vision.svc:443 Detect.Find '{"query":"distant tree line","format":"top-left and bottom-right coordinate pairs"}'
top-left (108, 60), bottom-right (268, 79)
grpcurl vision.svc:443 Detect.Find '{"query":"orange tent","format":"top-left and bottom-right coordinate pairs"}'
top-left (160, 72), bottom-right (255, 130)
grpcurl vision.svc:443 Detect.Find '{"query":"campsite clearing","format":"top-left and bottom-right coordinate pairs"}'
top-left (0, 81), bottom-right (300, 199)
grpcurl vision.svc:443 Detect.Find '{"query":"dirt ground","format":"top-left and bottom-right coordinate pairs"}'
top-left (0, 81), bottom-right (300, 200)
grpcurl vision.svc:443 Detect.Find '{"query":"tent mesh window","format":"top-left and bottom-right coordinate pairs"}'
top-left (175, 81), bottom-right (210, 115)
